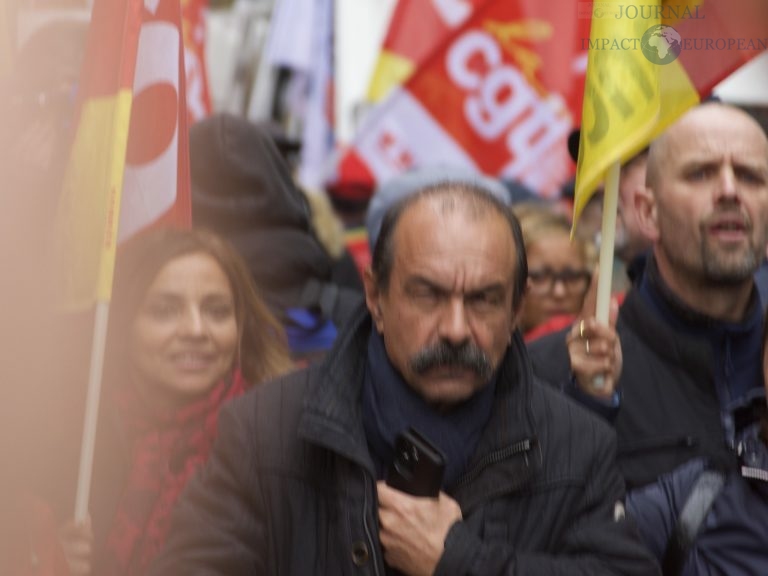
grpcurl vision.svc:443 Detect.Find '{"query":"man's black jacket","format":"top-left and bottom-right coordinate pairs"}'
top-left (150, 311), bottom-right (658, 575)
top-left (528, 280), bottom-right (763, 490)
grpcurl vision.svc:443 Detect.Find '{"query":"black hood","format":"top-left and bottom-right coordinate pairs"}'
top-left (189, 113), bottom-right (353, 322)
top-left (190, 112), bottom-right (311, 232)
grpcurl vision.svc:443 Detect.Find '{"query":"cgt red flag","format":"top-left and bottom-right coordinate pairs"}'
top-left (56, 0), bottom-right (192, 310)
top-left (367, 0), bottom-right (485, 102)
top-left (340, 0), bottom-right (585, 198)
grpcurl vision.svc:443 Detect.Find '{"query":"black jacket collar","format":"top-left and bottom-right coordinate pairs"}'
top-left (641, 254), bottom-right (762, 331)
top-left (621, 255), bottom-right (764, 396)
top-left (297, 306), bottom-right (541, 508)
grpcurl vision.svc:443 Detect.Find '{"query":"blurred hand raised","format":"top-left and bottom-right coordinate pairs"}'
top-left (565, 268), bottom-right (622, 398)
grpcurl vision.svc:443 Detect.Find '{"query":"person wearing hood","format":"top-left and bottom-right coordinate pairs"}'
top-left (189, 113), bottom-right (363, 363)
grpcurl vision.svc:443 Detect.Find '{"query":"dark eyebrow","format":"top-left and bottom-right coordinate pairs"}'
top-left (144, 291), bottom-right (233, 303)
top-left (466, 284), bottom-right (506, 299)
top-left (405, 276), bottom-right (506, 297)
top-left (681, 157), bottom-right (768, 174)
top-left (144, 292), bottom-right (182, 302)
top-left (404, 276), bottom-right (450, 294)
top-left (680, 159), bottom-right (718, 172)
top-left (733, 160), bottom-right (768, 177)
top-left (202, 292), bottom-right (234, 302)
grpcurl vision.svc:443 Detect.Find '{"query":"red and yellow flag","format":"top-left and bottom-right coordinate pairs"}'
top-left (367, 0), bottom-right (485, 102)
top-left (574, 0), bottom-right (768, 228)
top-left (341, 0), bottom-right (585, 198)
top-left (56, 0), bottom-right (191, 310)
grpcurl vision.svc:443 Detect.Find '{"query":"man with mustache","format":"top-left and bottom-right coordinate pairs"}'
top-left (150, 182), bottom-right (658, 575)
top-left (529, 103), bottom-right (768, 490)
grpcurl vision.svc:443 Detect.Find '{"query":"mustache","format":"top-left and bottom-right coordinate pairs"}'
top-left (704, 206), bottom-right (751, 229)
top-left (409, 341), bottom-right (493, 380)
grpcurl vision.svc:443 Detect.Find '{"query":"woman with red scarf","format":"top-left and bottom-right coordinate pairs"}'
top-left (59, 228), bottom-right (293, 575)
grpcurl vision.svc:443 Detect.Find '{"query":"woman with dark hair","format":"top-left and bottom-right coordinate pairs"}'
top-left (60, 227), bottom-right (293, 576)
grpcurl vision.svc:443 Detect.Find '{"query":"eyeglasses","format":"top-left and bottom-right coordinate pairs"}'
top-left (528, 268), bottom-right (591, 294)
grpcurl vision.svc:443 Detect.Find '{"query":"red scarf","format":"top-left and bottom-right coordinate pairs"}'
top-left (102, 370), bottom-right (246, 575)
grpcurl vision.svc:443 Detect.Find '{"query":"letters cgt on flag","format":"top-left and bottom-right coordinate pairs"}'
top-left (56, 0), bottom-right (191, 311)
top-left (367, 0), bottom-right (484, 102)
top-left (342, 0), bottom-right (585, 198)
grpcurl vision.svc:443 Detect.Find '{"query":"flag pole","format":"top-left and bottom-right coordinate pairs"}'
top-left (595, 160), bottom-right (620, 325)
top-left (74, 299), bottom-right (111, 522)
top-left (588, 160), bottom-right (620, 391)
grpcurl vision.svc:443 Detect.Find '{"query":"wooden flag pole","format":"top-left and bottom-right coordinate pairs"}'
top-left (74, 299), bottom-right (111, 522)
top-left (596, 160), bottom-right (620, 325)
top-left (590, 160), bottom-right (620, 390)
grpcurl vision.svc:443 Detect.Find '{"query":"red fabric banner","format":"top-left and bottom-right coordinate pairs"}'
top-left (56, 0), bottom-right (191, 308)
top-left (341, 0), bottom-right (586, 198)
top-left (181, 0), bottom-right (212, 122)
top-left (120, 0), bottom-right (192, 241)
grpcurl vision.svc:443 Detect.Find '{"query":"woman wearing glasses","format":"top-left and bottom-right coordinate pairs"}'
top-left (513, 202), bottom-right (596, 342)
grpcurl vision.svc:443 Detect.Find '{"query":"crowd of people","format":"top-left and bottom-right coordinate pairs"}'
top-left (2, 16), bottom-right (768, 575)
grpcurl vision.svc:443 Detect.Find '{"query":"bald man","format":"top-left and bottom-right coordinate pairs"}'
top-left (530, 103), bottom-right (768, 489)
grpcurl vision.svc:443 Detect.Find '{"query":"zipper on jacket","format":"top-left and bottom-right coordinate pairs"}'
top-left (453, 437), bottom-right (535, 489)
top-left (618, 435), bottom-right (698, 457)
top-left (361, 469), bottom-right (383, 576)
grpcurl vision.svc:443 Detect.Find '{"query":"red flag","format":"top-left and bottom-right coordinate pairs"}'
top-left (181, 0), bottom-right (212, 122)
top-left (340, 0), bottom-right (583, 198)
top-left (56, 0), bottom-right (191, 310)
top-left (368, 0), bottom-right (485, 101)
top-left (119, 0), bottom-right (192, 242)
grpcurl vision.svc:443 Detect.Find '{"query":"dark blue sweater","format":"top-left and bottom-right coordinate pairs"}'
top-left (627, 417), bottom-right (768, 576)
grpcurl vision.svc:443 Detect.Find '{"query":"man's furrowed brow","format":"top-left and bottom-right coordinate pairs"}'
top-left (405, 275), bottom-right (506, 296)
top-left (404, 275), bottom-right (450, 294)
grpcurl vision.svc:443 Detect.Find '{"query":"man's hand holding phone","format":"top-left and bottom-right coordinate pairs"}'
top-left (385, 428), bottom-right (445, 498)
top-left (378, 428), bottom-right (462, 575)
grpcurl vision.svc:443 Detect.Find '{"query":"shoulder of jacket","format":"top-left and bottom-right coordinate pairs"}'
top-left (224, 367), bottom-right (314, 432)
top-left (530, 380), bottom-right (616, 451)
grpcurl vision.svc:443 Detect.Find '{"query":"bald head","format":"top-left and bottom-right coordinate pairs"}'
top-left (637, 102), bottom-right (768, 321)
top-left (647, 103), bottom-right (768, 190)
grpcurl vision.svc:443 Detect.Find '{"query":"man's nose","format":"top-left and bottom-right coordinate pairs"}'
top-left (716, 164), bottom-right (738, 201)
top-left (438, 297), bottom-right (471, 345)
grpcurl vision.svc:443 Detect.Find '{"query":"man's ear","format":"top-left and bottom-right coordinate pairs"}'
top-left (363, 267), bottom-right (385, 332)
top-left (634, 186), bottom-right (660, 242)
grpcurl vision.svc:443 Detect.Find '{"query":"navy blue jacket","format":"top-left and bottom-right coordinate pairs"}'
top-left (626, 420), bottom-right (768, 576)
top-left (528, 256), bottom-right (765, 489)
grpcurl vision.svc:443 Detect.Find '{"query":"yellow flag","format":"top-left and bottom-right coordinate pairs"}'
top-left (56, 92), bottom-right (133, 310)
top-left (54, 0), bottom-right (143, 312)
top-left (573, 0), bottom-right (698, 230)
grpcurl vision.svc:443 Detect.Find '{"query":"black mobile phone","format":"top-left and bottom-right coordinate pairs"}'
top-left (386, 428), bottom-right (445, 498)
